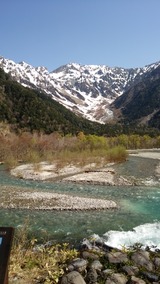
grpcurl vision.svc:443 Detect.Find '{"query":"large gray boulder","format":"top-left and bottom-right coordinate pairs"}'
top-left (86, 268), bottom-right (98, 284)
top-left (128, 275), bottom-right (146, 284)
top-left (90, 260), bottom-right (103, 271)
top-left (105, 272), bottom-right (128, 284)
top-left (67, 258), bottom-right (88, 272)
top-left (61, 271), bottom-right (86, 284)
top-left (131, 250), bottom-right (154, 271)
top-left (106, 251), bottom-right (128, 264)
top-left (122, 265), bottom-right (139, 276)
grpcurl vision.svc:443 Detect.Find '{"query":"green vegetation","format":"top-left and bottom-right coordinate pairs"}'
top-left (0, 68), bottom-right (160, 137)
top-left (9, 225), bottom-right (79, 283)
top-left (0, 130), bottom-right (129, 168)
top-left (112, 68), bottom-right (160, 129)
top-left (9, 225), bottom-right (160, 283)
top-left (1, 67), bottom-right (160, 283)
top-left (0, 68), bottom-right (102, 135)
top-left (1, 127), bottom-right (160, 169)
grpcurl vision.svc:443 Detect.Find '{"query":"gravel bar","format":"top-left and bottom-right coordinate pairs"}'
top-left (0, 186), bottom-right (117, 211)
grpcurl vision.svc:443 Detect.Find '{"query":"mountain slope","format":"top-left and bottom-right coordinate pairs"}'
top-left (1, 56), bottom-right (160, 124)
top-left (111, 65), bottom-right (160, 127)
top-left (0, 68), bottom-right (103, 135)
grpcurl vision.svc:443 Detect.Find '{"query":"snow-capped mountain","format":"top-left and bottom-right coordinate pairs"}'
top-left (0, 56), bottom-right (160, 123)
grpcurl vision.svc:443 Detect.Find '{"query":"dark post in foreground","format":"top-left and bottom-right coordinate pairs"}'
top-left (0, 227), bottom-right (14, 284)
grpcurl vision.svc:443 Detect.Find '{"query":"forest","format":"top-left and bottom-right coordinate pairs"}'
top-left (0, 68), bottom-right (159, 137)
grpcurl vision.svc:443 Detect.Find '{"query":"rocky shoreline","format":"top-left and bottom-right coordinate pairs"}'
top-left (59, 238), bottom-right (160, 284)
top-left (9, 234), bottom-right (160, 284)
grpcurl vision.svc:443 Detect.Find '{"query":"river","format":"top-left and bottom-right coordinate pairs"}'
top-left (0, 154), bottom-right (160, 248)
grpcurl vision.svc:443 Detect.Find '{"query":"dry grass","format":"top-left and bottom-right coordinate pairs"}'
top-left (0, 132), bottom-right (128, 170)
top-left (9, 224), bottom-right (78, 283)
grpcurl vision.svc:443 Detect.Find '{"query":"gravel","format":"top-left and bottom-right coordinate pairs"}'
top-left (0, 186), bottom-right (117, 211)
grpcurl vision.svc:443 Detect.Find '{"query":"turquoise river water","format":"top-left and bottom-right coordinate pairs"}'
top-left (0, 155), bottom-right (160, 248)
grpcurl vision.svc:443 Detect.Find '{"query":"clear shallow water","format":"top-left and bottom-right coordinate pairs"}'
top-left (0, 156), bottom-right (160, 247)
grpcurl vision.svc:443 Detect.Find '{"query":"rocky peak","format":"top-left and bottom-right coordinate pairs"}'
top-left (0, 56), bottom-right (160, 124)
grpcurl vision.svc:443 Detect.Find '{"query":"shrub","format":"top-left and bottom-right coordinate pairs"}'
top-left (106, 146), bottom-right (128, 163)
top-left (9, 225), bottom-right (78, 283)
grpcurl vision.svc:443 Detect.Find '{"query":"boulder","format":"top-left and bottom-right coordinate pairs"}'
top-left (90, 260), bottom-right (103, 271)
top-left (140, 271), bottom-right (159, 282)
top-left (105, 272), bottom-right (128, 284)
top-left (154, 257), bottom-right (160, 269)
top-left (122, 265), bottom-right (139, 276)
top-left (61, 271), bottom-right (86, 284)
top-left (128, 275), bottom-right (146, 284)
top-left (106, 251), bottom-right (128, 264)
top-left (67, 258), bottom-right (88, 273)
top-left (86, 268), bottom-right (98, 284)
top-left (131, 250), bottom-right (154, 271)
top-left (81, 251), bottom-right (99, 260)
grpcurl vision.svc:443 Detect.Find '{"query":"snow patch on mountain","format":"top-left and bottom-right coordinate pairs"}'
top-left (0, 56), bottom-right (160, 123)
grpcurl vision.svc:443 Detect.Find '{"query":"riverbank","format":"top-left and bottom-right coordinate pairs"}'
top-left (10, 149), bottom-right (160, 186)
top-left (9, 233), bottom-right (160, 284)
top-left (60, 239), bottom-right (160, 284)
top-left (6, 160), bottom-right (132, 211)
top-left (3, 149), bottom-right (160, 211)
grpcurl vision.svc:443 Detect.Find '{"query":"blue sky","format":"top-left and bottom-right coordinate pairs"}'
top-left (0, 0), bottom-right (160, 71)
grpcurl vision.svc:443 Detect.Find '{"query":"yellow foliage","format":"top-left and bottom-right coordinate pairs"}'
top-left (9, 226), bottom-right (78, 283)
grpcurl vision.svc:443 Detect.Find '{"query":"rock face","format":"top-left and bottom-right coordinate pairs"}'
top-left (60, 239), bottom-right (160, 284)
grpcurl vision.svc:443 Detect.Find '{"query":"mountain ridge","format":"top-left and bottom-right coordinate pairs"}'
top-left (111, 65), bottom-right (160, 128)
top-left (0, 56), bottom-right (160, 125)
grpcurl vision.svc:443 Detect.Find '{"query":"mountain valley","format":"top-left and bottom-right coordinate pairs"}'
top-left (1, 56), bottom-right (160, 126)
top-left (0, 56), bottom-right (160, 133)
